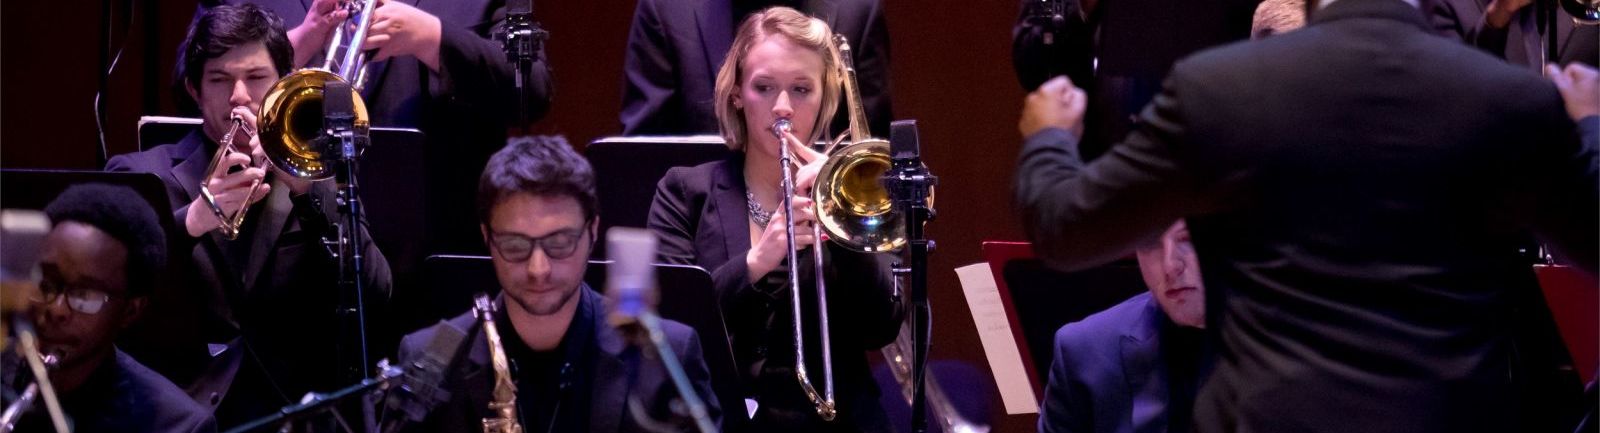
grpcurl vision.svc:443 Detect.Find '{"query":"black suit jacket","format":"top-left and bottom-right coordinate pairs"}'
top-left (1013, 1), bottom-right (1599, 432)
top-left (621, 0), bottom-right (893, 137)
top-left (1431, 0), bottom-right (1599, 70)
top-left (7, 350), bottom-right (217, 433)
top-left (394, 287), bottom-right (720, 433)
top-left (202, 0), bottom-right (552, 256)
top-left (647, 154), bottom-right (903, 432)
top-left (104, 131), bottom-right (393, 427)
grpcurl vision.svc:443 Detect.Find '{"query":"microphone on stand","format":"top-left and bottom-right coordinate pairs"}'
top-left (605, 228), bottom-right (716, 433)
top-left (502, 0), bottom-right (549, 128)
top-left (379, 323), bottom-right (468, 433)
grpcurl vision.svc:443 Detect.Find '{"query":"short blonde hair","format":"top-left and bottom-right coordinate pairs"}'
top-left (713, 7), bottom-right (845, 151)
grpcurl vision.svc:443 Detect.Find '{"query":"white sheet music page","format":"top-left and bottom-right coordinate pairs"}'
top-left (955, 262), bottom-right (1039, 414)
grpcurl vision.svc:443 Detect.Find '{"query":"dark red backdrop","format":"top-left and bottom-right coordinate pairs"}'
top-left (1, 1), bottom-right (1034, 430)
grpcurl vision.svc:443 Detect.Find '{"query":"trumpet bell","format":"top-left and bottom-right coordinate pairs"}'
top-left (258, 68), bottom-right (371, 180)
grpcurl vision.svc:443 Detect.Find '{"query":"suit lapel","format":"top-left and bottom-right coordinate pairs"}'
top-left (589, 289), bottom-right (631, 433)
top-left (241, 179), bottom-right (292, 293)
top-left (1121, 297), bottom-right (1167, 433)
top-left (696, 0), bottom-right (734, 86)
top-left (712, 159), bottom-right (752, 266)
top-left (171, 131), bottom-right (212, 209)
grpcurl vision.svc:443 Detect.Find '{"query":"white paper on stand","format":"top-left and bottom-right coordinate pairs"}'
top-left (955, 262), bottom-right (1039, 415)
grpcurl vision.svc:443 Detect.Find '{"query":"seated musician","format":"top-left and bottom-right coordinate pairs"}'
top-left (103, 3), bottom-right (391, 427)
top-left (647, 7), bottom-right (904, 432)
top-left (1037, 220), bottom-right (1207, 433)
top-left (3, 184), bottom-right (215, 432)
top-left (392, 137), bottom-right (720, 432)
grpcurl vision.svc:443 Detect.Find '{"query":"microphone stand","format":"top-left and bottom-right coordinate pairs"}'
top-left (324, 81), bottom-right (372, 384)
top-left (222, 361), bottom-right (403, 433)
top-left (503, 0), bottom-right (549, 130)
top-left (626, 312), bottom-right (717, 433)
top-left (883, 120), bottom-right (937, 433)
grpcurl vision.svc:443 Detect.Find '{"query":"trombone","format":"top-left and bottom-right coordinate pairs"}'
top-left (257, 0), bottom-right (373, 181)
top-left (774, 34), bottom-right (943, 423)
top-left (198, 114), bottom-right (264, 240)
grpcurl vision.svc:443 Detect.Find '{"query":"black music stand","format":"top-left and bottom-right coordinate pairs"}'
top-left (414, 255), bottom-right (750, 432)
top-left (584, 136), bottom-right (731, 258)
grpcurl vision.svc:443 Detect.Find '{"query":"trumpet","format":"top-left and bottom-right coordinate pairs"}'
top-left (198, 114), bottom-right (265, 240)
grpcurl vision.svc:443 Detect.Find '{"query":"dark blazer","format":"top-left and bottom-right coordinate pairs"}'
top-left (104, 130), bottom-right (393, 427)
top-left (621, 0), bottom-right (893, 137)
top-left (8, 350), bottom-right (217, 433)
top-left (1012, 0), bottom-right (1260, 159)
top-left (394, 287), bottom-right (720, 433)
top-left (1431, 0), bottom-right (1598, 71)
top-left (1013, 0), bottom-right (1599, 432)
top-left (202, 0), bottom-right (552, 255)
top-left (1038, 293), bottom-right (1169, 433)
top-left (647, 154), bottom-right (903, 432)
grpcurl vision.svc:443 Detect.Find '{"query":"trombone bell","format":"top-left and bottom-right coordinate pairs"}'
top-left (257, 69), bottom-right (371, 181)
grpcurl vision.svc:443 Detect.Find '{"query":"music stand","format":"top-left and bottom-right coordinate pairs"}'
top-left (415, 255), bottom-right (749, 431)
top-left (584, 136), bottom-right (731, 258)
top-left (981, 241), bottom-right (1146, 392)
top-left (137, 116), bottom-right (204, 152)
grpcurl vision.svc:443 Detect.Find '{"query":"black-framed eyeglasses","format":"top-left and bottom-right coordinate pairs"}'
top-left (487, 223), bottom-right (592, 263)
top-left (28, 279), bottom-right (121, 315)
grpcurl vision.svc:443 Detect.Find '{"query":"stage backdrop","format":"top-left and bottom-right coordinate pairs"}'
top-left (2, 1), bottom-right (1034, 430)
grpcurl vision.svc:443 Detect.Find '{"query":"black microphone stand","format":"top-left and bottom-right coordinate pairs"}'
top-left (222, 362), bottom-right (403, 433)
top-left (503, 0), bottom-right (549, 130)
top-left (324, 81), bottom-right (372, 384)
top-left (883, 120), bottom-right (937, 433)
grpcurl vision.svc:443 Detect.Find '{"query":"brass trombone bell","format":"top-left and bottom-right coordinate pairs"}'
top-left (257, 68), bottom-right (371, 181)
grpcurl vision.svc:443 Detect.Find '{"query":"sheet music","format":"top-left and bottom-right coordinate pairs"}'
top-left (955, 262), bottom-right (1039, 415)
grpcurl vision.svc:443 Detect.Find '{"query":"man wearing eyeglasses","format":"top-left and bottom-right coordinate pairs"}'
top-left (390, 137), bottom-right (721, 432)
top-left (2, 184), bottom-right (216, 432)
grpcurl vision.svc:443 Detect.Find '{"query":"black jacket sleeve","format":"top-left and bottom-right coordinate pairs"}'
top-left (1429, 0), bottom-right (1512, 59)
top-left (1013, 69), bottom-right (1220, 271)
top-left (620, 0), bottom-right (682, 135)
top-left (434, 2), bottom-right (552, 126)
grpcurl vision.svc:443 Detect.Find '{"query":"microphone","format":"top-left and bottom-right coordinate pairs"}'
top-left (501, 0), bottom-right (549, 126)
top-left (381, 321), bottom-right (468, 432)
top-left (604, 228), bottom-right (716, 433)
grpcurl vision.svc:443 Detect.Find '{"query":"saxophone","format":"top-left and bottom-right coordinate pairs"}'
top-left (475, 294), bottom-right (523, 433)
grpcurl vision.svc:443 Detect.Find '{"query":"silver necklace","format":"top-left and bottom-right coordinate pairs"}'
top-left (746, 191), bottom-right (772, 227)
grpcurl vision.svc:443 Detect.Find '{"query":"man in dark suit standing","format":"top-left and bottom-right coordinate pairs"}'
top-left (3, 184), bottom-right (216, 433)
top-left (200, 0), bottom-right (553, 258)
top-left (393, 137), bottom-right (720, 433)
top-left (105, 4), bottom-right (392, 428)
top-left (1013, 0), bottom-right (1599, 431)
top-left (621, 0), bottom-right (893, 137)
top-left (1038, 221), bottom-right (1208, 433)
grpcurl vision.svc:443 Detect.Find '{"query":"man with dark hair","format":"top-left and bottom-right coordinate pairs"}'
top-left (104, 3), bottom-right (392, 428)
top-left (200, 0), bottom-right (554, 257)
top-left (2, 184), bottom-right (215, 433)
top-left (1014, 0), bottom-right (1598, 431)
top-left (393, 137), bottom-right (720, 433)
top-left (1038, 221), bottom-right (1208, 433)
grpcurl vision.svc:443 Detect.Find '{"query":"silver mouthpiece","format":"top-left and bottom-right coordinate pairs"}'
top-left (771, 119), bottom-right (793, 138)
